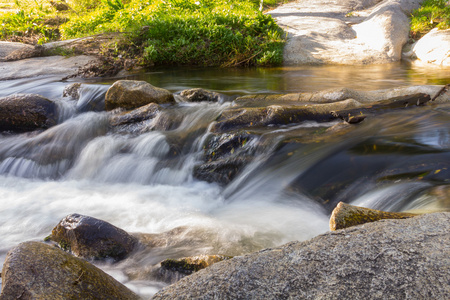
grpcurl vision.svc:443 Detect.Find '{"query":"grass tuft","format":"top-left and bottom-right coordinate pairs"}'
top-left (411, 0), bottom-right (450, 39)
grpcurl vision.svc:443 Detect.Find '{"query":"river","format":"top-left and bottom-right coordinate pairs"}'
top-left (0, 62), bottom-right (449, 297)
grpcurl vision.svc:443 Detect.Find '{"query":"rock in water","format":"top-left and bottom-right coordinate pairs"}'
top-left (0, 94), bottom-right (57, 132)
top-left (153, 212), bottom-right (450, 299)
top-left (329, 201), bottom-right (418, 230)
top-left (179, 88), bottom-right (222, 102)
top-left (158, 255), bottom-right (232, 283)
top-left (49, 213), bottom-right (138, 261)
top-left (0, 241), bottom-right (140, 300)
top-left (105, 80), bottom-right (174, 110)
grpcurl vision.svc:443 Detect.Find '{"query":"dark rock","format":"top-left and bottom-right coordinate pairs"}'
top-left (203, 132), bottom-right (255, 162)
top-left (158, 255), bottom-right (232, 283)
top-left (193, 156), bottom-right (251, 185)
top-left (109, 102), bottom-right (161, 127)
top-left (63, 82), bottom-right (82, 100)
top-left (153, 212), bottom-right (450, 300)
top-left (0, 241), bottom-right (140, 300)
top-left (180, 88), bottom-right (222, 102)
top-left (211, 99), bottom-right (360, 133)
top-left (49, 213), bottom-right (138, 261)
top-left (105, 80), bottom-right (174, 111)
top-left (0, 94), bottom-right (57, 132)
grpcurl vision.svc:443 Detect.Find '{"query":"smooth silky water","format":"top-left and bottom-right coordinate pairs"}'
top-left (0, 62), bottom-right (449, 297)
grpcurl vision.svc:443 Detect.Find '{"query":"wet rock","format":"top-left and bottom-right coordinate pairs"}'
top-left (49, 213), bottom-right (138, 261)
top-left (211, 99), bottom-right (361, 132)
top-left (105, 80), bottom-right (174, 111)
top-left (193, 156), bottom-right (252, 185)
top-left (0, 94), bottom-right (57, 132)
top-left (410, 28), bottom-right (450, 66)
top-left (109, 102), bottom-right (161, 127)
top-left (0, 241), bottom-right (140, 300)
top-left (153, 212), bottom-right (450, 300)
top-left (63, 82), bottom-right (82, 100)
top-left (180, 88), bottom-right (222, 102)
top-left (158, 255), bottom-right (232, 283)
top-left (237, 86), bottom-right (442, 105)
top-left (203, 132), bottom-right (255, 162)
top-left (329, 201), bottom-right (417, 230)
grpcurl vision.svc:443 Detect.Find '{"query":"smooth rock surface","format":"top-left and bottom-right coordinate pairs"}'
top-left (269, 0), bottom-right (423, 64)
top-left (0, 241), bottom-right (140, 300)
top-left (105, 80), bottom-right (175, 110)
top-left (0, 41), bottom-right (34, 60)
top-left (50, 213), bottom-right (138, 261)
top-left (0, 55), bottom-right (99, 80)
top-left (0, 94), bottom-right (57, 132)
top-left (411, 28), bottom-right (450, 66)
top-left (153, 212), bottom-right (450, 299)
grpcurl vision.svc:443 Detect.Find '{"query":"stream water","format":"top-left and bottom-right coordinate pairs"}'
top-left (0, 62), bottom-right (449, 297)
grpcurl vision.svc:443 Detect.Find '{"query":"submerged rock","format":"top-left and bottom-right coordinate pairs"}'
top-left (0, 94), bottom-right (57, 132)
top-left (153, 212), bottom-right (450, 299)
top-left (105, 80), bottom-right (174, 110)
top-left (193, 156), bottom-right (252, 185)
top-left (180, 88), bottom-right (222, 102)
top-left (49, 213), bottom-right (138, 261)
top-left (158, 255), bottom-right (232, 283)
top-left (0, 241), bottom-right (140, 300)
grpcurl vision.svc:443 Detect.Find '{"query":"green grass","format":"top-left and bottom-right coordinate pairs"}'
top-left (0, 0), bottom-right (286, 67)
top-left (411, 0), bottom-right (450, 38)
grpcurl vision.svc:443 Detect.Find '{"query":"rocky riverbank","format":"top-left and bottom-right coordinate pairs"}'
top-left (1, 209), bottom-right (448, 299)
top-left (1, 78), bottom-right (449, 298)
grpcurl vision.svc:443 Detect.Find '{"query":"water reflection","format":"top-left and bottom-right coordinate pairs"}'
top-left (112, 61), bottom-right (450, 95)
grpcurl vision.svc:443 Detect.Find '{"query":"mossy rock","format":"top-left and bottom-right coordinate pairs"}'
top-left (0, 241), bottom-right (140, 300)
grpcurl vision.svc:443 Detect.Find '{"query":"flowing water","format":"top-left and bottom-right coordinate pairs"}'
top-left (0, 62), bottom-right (449, 297)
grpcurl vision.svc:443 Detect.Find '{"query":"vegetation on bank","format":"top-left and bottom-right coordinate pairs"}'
top-left (0, 0), bottom-right (285, 67)
top-left (411, 0), bottom-right (450, 38)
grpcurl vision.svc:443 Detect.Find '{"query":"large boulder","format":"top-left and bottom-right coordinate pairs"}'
top-left (0, 241), bottom-right (140, 300)
top-left (49, 213), bottom-right (138, 261)
top-left (270, 0), bottom-right (423, 65)
top-left (0, 94), bottom-right (57, 132)
top-left (411, 28), bottom-right (450, 66)
top-left (153, 212), bottom-right (450, 299)
top-left (105, 80), bottom-right (174, 111)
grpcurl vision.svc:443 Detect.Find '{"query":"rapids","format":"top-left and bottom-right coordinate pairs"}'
top-left (0, 63), bottom-right (449, 297)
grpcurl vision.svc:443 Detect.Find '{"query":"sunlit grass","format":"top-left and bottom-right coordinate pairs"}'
top-left (0, 0), bottom-right (285, 67)
top-left (411, 0), bottom-right (450, 38)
